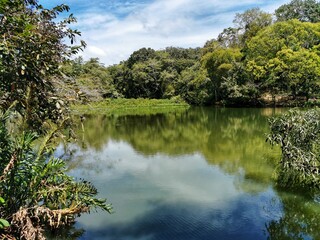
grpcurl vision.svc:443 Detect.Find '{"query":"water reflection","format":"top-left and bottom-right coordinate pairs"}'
top-left (71, 108), bottom-right (282, 190)
top-left (267, 191), bottom-right (320, 240)
top-left (58, 107), bottom-right (320, 240)
top-left (66, 141), bottom-right (280, 240)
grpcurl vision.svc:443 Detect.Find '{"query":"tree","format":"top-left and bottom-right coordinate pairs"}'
top-left (177, 63), bottom-right (211, 105)
top-left (126, 47), bottom-right (156, 68)
top-left (130, 59), bottom-right (163, 98)
top-left (107, 46), bottom-right (200, 100)
top-left (0, 0), bottom-right (85, 130)
top-left (219, 62), bottom-right (259, 105)
top-left (0, 110), bottom-right (112, 239)
top-left (275, 0), bottom-right (320, 23)
top-left (245, 20), bottom-right (320, 97)
top-left (233, 7), bottom-right (273, 44)
top-left (267, 109), bottom-right (320, 189)
top-left (266, 49), bottom-right (320, 99)
top-left (217, 27), bottom-right (242, 48)
top-left (201, 43), bottom-right (242, 102)
top-left (0, 1), bottom-right (111, 238)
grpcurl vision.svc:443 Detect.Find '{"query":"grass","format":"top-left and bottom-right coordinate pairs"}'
top-left (71, 98), bottom-right (189, 115)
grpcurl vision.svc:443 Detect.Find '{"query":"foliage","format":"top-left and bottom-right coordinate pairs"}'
top-left (217, 27), bottom-right (242, 48)
top-left (60, 4), bottom-right (320, 107)
top-left (0, 198), bottom-right (9, 229)
top-left (219, 62), bottom-right (259, 105)
top-left (0, 110), bottom-right (112, 239)
top-left (0, 0), bottom-right (85, 130)
top-left (117, 47), bottom-right (200, 99)
top-left (61, 57), bottom-right (122, 100)
top-left (201, 45), bottom-right (243, 102)
top-left (275, 0), bottom-right (320, 23)
top-left (176, 63), bottom-right (212, 105)
top-left (71, 98), bottom-right (189, 115)
top-left (245, 20), bottom-right (320, 99)
top-left (61, 47), bottom-right (201, 102)
top-left (0, 0), bottom-right (112, 239)
top-left (267, 108), bottom-right (320, 189)
top-left (233, 7), bottom-right (273, 44)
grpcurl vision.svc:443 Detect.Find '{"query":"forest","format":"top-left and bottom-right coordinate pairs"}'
top-left (61, 0), bottom-right (320, 106)
top-left (0, 0), bottom-right (319, 239)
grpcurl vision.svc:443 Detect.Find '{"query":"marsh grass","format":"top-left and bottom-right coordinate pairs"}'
top-left (71, 98), bottom-right (189, 115)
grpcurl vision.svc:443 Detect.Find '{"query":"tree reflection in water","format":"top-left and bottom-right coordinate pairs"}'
top-left (63, 107), bottom-right (320, 239)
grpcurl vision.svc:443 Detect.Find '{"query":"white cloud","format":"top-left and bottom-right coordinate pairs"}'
top-left (67, 140), bottom-right (241, 227)
top-left (86, 45), bottom-right (107, 57)
top-left (46, 0), bottom-right (289, 66)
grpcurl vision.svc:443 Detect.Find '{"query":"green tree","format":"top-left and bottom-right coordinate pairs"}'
top-left (0, 1), bottom-right (112, 238)
top-left (219, 62), bottom-right (259, 105)
top-left (245, 20), bottom-right (320, 98)
top-left (217, 27), bottom-right (242, 48)
top-left (267, 109), bottom-right (320, 189)
top-left (76, 58), bottom-right (121, 99)
top-left (130, 59), bottom-right (163, 98)
top-left (275, 0), bottom-right (320, 23)
top-left (61, 56), bottom-right (85, 77)
top-left (0, 111), bottom-right (112, 239)
top-left (177, 63), bottom-right (211, 105)
top-left (108, 63), bottom-right (130, 97)
top-left (126, 47), bottom-right (156, 68)
top-left (201, 44), bottom-right (242, 102)
top-left (107, 47), bottom-right (200, 100)
top-left (266, 49), bottom-right (320, 99)
top-left (0, 0), bottom-right (85, 130)
top-left (233, 7), bottom-right (273, 44)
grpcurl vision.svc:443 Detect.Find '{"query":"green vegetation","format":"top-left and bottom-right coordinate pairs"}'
top-left (267, 190), bottom-right (320, 240)
top-left (275, 0), bottom-right (320, 22)
top-left (72, 98), bottom-right (189, 115)
top-left (0, 0), bottom-right (320, 238)
top-left (268, 108), bottom-right (320, 190)
top-left (0, 1), bottom-right (111, 239)
top-left (72, 108), bottom-right (283, 190)
top-left (0, 0), bottom-right (85, 130)
top-left (61, 0), bottom-right (320, 107)
top-left (0, 110), bottom-right (112, 239)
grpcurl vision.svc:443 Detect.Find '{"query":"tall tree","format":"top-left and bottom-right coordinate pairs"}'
top-left (177, 63), bottom-right (211, 105)
top-left (275, 0), bottom-right (320, 23)
top-left (0, 0), bottom-right (85, 129)
top-left (201, 43), bottom-right (242, 102)
top-left (245, 20), bottom-right (320, 98)
top-left (217, 27), bottom-right (242, 48)
top-left (0, 1), bottom-right (111, 239)
top-left (126, 48), bottom-right (156, 68)
top-left (233, 7), bottom-right (273, 44)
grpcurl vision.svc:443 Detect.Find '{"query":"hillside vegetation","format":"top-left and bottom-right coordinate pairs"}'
top-left (61, 0), bottom-right (320, 107)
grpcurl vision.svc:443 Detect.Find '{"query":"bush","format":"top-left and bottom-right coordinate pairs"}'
top-left (267, 108), bottom-right (320, 189)
top-left (0, 110), bottom-right (112, 239)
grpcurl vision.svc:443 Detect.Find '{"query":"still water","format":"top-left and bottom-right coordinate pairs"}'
top-left (58, 107), bottom-right (320, 240)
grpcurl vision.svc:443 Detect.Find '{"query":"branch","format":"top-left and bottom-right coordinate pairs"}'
top-left (0, 152), bottom-right (17, 182)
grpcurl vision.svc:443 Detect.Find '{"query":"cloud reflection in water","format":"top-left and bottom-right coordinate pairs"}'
top-left (64, 140), bottom-right (281, 240)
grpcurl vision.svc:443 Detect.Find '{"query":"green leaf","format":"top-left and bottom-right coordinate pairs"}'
top-left (0, 219), bottom-right (10, 228)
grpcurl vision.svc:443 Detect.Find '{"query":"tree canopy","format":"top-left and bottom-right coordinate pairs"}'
top-left (245, 20), bottom-right (320, 99)
top-left (275, 0), bottom-right (320, 22)
top-left (61, 1), bottom-right (320, 107)
top-left (0, 1), bottom-right (111, 238)
top-left (0, 0), bottom-right (85, 129)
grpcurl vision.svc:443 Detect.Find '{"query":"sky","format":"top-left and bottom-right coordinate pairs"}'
top-left (40, 0), bottom-right (289, 66)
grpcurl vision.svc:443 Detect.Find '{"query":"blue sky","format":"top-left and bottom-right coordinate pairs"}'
top-left (39, 0), bottom-right (289, 66)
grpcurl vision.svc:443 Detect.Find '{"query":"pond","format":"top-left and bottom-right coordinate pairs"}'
top-left (56, 107), bottom-right (320, 240)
